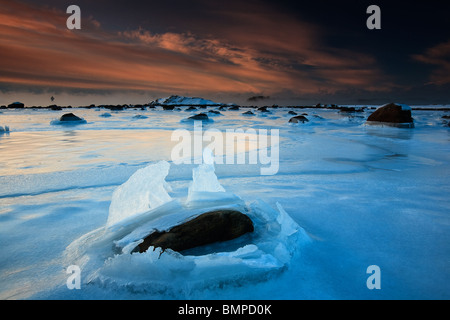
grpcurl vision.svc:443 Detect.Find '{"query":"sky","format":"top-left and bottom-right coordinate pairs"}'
top-left (0, 0), bottom-right (449, 106)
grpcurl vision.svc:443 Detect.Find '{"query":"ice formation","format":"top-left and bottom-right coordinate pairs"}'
top-left (186, 153), bottom-right (241, 207)
top-left (106, 161), bottom-right (173, 227)
top-left (64, 160), bottom-right (310, 294)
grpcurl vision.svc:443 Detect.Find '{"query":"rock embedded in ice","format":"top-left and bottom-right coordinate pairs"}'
top-left (242, 110), bottom-right (255, 115)
top-left (366, 103), bottom-right (414, 127)
top-left (289, 115), bottom-right (309, 123)
top-left (136, 209), bottom-right (254, 253)
top-left (59, 113), bottom-right (84, 122)
top-left (187, 113), bottom-right (210, 121)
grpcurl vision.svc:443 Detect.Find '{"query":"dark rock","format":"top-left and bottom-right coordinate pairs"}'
top-left (339, 106), bottom-right (356, 113)
top-left (289, 115), bottom-right (309, 123)
top-left (49, 105), bottom-right (62, 110)
top-left (163, 105), bottom-right (175, 111)
top-left (288, 111), bottom-right (297, 115)
top-left (105, 105), bottom-right (124, 111)
top-left (186, 106), bottom-right (197, 111)
top-left (188, 113), bottom-right (209, 121)
top-left (242, 110), bottom-right (255, 115)
top-left (441, 115), bottom-right (450, 119)
top-left (257, 106), bottom-right (269, 112)
top-left (137, 210), bottom-right (254, 253)
top-left (8, 102), bottom-right (24, 108)
top-left (366, 103), bottom-right (413, 126)
top-left (59, 113), bottom-right (83, 122)
top-left (208, 110), bottom-right (221, 114)
top-left (229, 106), bottom-right (240, 110)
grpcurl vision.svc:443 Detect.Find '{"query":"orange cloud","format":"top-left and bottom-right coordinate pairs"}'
top-left (0, 0), bottom-right (390, 100)
top-left (412, 40), bottom-right (450, 85)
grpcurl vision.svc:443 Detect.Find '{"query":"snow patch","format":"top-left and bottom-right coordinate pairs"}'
top-left (154, 95), bottom-right (222, 106)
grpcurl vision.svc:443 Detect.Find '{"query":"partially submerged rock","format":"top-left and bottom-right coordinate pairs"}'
top-left (51, 113), bottom-right (87, 125)
top-left (59, 113), bottom-right (84, 122)
top-left (366, 103), bottom-right (414, 128)
top-left (137, 209), bottom-right (254, 253)
top-left (289, 115), bottom-right (309, 123)
top-left (187, 113), bottom-right (210, 121)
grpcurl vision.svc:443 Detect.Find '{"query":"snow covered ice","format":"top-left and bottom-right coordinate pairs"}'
top-left (0, 103), bottom-right (449, 299)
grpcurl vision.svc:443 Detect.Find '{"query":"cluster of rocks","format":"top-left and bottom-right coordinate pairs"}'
top-left (6, 98), bottom-right (448, 129)
top-left (287, 102), bottom-right (416, 128)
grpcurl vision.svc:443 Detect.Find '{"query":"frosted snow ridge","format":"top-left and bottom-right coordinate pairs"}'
top-left (64, 160), bottom-right (310, 294)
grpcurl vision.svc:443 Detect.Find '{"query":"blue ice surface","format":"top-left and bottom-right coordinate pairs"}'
top-left (0, 105), bottom-right (449, 299)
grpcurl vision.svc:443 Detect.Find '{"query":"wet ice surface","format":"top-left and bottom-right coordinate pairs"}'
top-left (0, 106), bottom-right (449, 299)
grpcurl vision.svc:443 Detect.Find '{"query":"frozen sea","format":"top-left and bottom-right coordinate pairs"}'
top-left (0, 105), bottom-right (449, 299)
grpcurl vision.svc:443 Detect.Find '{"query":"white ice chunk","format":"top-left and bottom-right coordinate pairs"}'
top-left (186, 159), bottom-right (241, 207)
top-left (106, 161), bottom-right (172, 227)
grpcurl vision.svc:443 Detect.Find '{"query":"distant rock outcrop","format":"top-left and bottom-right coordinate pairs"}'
top-left (8, 102), bottom-right (24, 109)
top-left (366, 103), bottom-right (414, 127)
top-left (152, 95), bottom-right (222, 106)
top-left (136, 209), bottom-right (254, 253)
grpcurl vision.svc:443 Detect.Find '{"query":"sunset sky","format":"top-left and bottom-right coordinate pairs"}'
top-left (1, 0), bottom-right (449, 106)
